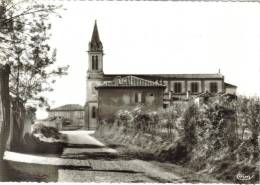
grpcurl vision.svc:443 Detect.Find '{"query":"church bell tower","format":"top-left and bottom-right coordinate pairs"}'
top-left (85, 20), bottom-right (104, 130)
top-left (88, 20), bottom-right (104, 78)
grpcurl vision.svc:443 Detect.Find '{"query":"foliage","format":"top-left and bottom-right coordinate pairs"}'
top-left (26, 106), bottom-right (37, 121)
top-left (183, 96), bottom-right (259, 182)
top-left (32, 123), bottom-right (64, 140)
top-left (115, 106), bottom-right (160, 134)
top-left (99, 95), bottom-right (260, 183)
top-left (157, 103), bottom-right (185, 137)
top-left (182, 104), bottom-right (198, 147)
top-left (0, 0), bottom-right (68, 107)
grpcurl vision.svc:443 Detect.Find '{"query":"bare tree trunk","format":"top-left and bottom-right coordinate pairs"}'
top-left (0, 64), bottom-right (10, 181)
top-left (9, 99), bottom-right (25, 152)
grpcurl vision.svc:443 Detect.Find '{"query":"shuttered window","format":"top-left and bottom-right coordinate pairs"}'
top-left (191, 82), bottom-right (199, 93)
top-left (210, 82), bottom-right (218, 93)
top-left (135, 92), bottom-right (144, 103)
top-left (174, 82), bottom-right (182, 93)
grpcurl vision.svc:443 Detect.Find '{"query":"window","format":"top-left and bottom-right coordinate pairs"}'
top-left (92, 55), bottom-right (98, 70)
top-left (191, 82), bottom-right (199, 93)
top-left (95, 56), bottom-right (98, 70)
top-left (174, 82), bottom-right (182, 93)
top-left (135, 92), bottom-right (144, 103)
top-left (134, 93), bottom-right (138, 103)
top-left (91, 106), bottom-right (96, 118)
top-left (210, 82), bottom-right (218, 93)
top-left (92, 56), bottom-right (95, 70)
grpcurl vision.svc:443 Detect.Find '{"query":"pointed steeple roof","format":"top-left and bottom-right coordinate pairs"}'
top-left (89, 20), bottom-right (103, 52)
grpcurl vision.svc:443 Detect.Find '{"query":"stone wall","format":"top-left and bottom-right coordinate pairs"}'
top-left (6, 100), bottom-right (34, 152)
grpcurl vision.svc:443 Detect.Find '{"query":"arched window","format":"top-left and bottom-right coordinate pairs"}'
top-left (95, 56), bottom-right (98, 70)
top-left (92, 106), bottom-right (96, 118)
top-left (92, 56), bottom-right (99, 70)
top-left (92, 56), bottom-right (95, 70)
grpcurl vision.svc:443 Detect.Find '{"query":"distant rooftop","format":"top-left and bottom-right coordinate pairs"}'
top-left (224, 82), bottom-right (237, 88)
top-left (104, 73), bottom-right (224, 79)
top-left (49, 104), bottom-right (84, 111)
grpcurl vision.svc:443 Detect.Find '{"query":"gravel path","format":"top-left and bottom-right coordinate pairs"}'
top-left (58, 131), bottom-right (185, 183)
top-left (4, 130), bottom-right (212, 182)
top-left (61, 130), bottom-right (104, 146)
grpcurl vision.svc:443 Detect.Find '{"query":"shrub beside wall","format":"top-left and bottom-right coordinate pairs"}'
top-left (96, 96), bottom-right (260, 183)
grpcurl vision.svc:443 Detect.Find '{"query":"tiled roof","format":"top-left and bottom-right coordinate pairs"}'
top-left (96, 75), bottom-right (165, 88)
top-left (104, 73), bottom-right (224, 79)
top-left (49, 104), bottom-right (84, 111)
top-left (224, 82), bottom-right (237, 88)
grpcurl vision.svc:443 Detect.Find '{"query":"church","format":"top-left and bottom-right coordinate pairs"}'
top-left (85, 21), bottom-right (237, 130)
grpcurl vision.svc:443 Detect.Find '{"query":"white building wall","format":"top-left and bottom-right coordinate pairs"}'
top-left (225, 87), bottom-right (236, 94)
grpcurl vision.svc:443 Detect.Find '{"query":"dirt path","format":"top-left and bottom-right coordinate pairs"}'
top-left (57, 131), bottom-right (221, 183)
top-left (58, 131), bottom-right (189, 183)
top-left (95, 134), bottom-right (221, 183)
top-left (4, 130), bottom-right (220, 182)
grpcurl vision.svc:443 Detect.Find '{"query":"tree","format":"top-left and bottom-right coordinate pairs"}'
top-left (8, 16), bottom-right (68, 106)
top-left (0, 0), bottom-right (66, 180)
top-left (0, 64), bottom-right (10, 181)
top-left (7, 1), bottom-right (68, 151)
top-left (2, 0), bottom-right (68, 107)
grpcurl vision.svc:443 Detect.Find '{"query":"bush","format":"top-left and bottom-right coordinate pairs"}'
top-left (115, 107), bottom-right (159, 133)
top-left (21, 124), bottom-right (66, 154)
top-left (22, 133), bottom-right (64, 154)
top-left (97, 97), bottom-right (260, 183)
top-left (182, 104), bottom-right (198, 147)
top-left (61, 118), bottom-right (72, 126)
top-left (32, 124), bottom-right (64, 140)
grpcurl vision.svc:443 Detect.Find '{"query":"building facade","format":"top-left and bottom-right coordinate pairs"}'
top-left (96, 75), bottom-right (165, 122)
top-left (85, 21), bottom-right (237, 130)
top-left (48, 104), bottom-right (84, 130)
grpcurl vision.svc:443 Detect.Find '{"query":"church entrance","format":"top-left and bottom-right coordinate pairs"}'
top-left (88, 103), bottom-right (98, 129)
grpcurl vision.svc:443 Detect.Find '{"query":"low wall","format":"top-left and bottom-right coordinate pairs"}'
top-left (6, 160), bottom-right (58, 182)
top-left (3, 150), bottom-right (92, 182)
top-left (6, 100), bottom-right (35, 151)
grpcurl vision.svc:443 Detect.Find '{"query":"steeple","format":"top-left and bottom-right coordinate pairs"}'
top-left (87, 20), bottom-right (104, 76)
top-left (89, 20), bottom-right (103, 52)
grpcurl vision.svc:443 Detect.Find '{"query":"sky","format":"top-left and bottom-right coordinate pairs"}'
top-left (37, 1), bottom-right (260, 119)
